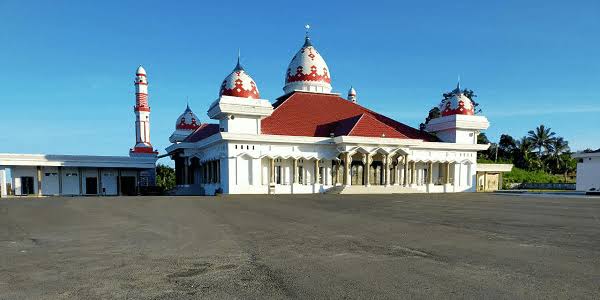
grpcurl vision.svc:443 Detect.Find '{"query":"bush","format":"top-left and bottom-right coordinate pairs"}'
top-left (502, 167), bottom-right (574, 188)
top-left (156, 164), bottom-right (176, 194)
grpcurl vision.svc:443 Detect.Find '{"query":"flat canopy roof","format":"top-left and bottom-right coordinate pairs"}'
top-left (0, 153), bottom-right (156, 169)
top-left (477, 163), bottom-right (513, 173)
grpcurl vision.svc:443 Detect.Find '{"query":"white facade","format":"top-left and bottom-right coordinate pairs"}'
top-left (573, 151), bottom-right (600, 192)
top-left (166, 32), bottom-right (492, 195)
top-left (168, 132), bottom-right (489, 195)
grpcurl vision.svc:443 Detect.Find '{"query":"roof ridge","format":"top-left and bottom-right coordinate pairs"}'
top-left (350, 113), bottom-right (404, 138)
top-left (346, 113), bottom-right (367, 136)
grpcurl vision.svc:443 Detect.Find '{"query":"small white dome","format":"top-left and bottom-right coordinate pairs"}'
top-left (219, 60), bottom-right (260, 99)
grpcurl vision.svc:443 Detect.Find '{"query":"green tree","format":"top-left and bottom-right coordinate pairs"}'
top-left (498, 134), bottom-right (516, 161)
top-left (527, 124), bottom-right (556, 156)
top-left (513, 136), bottom-right (534, 170)
top-left (546, 137), bottom-right (570, 173)
top-left (156, 164), bottom-right (176, 194)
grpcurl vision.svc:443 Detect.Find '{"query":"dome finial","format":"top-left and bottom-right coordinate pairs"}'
top-left (453, 75), bottom-right (462, 94)
top-left (234, 49), bottom-right (244, 71)
top-left (303, 24), bottom-right (313, 47)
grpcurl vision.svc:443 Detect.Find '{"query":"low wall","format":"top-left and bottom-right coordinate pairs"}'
top-left (508, 183), bottom-right (576, 190)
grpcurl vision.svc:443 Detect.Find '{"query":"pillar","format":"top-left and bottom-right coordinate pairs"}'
top-left (117, 169), bottom-right (122, 196)
top-left (314, 159), bottom-right (320, 184)
top-left (404, 154), bottom-right (409, 186)
top-left (183, 158), bottom-right (189, 185)
top-left (410, 161), bottom-right (417, 185)
top-left (385, 155), bottom-right (391, 186)
top-left (293, 158), bottom-right (298, 184)
top-left (36, 166), bottom-right (42, 197)
top-left (445, 162), bottom-right (451, 185)
top-left (395, 158), bottom-right (401, 186)
top-left (97, 168), bottom-right (102, 196)
top-left (364, 153), bottom-right (370, 186)
top-left (344, 153), bottom-right (352, 186)
top-left (78, 167), bottom-right (83, 195)
top-left (0, 168), bottom-right (7, 198)
top-left (269, 158), bottom-right (275, 184)
top-left (58, 166), bottom-right (63, 196)
top-left (427, 162), bottom-right (433, 185)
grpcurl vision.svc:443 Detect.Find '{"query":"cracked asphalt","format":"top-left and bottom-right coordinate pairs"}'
top-left (1, 193), bottom-right (599, 299)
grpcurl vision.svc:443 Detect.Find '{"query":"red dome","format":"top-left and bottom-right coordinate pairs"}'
top-left (219, 61), bottom-right (260, 99)
top-left (176, 104), bottom-right (201, 130)
top-left (440, 85), bottom-right (475, 116)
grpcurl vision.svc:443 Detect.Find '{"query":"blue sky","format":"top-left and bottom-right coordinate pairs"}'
top-left (1, 0), bottom-right (598, 165)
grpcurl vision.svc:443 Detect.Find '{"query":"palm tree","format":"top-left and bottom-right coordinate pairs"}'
top-left (547, 137), bottom-right (570, 172)
top-left (514, 136), bottom-right (534, 169)
top-left (527, 125), bottom-right (556, 156)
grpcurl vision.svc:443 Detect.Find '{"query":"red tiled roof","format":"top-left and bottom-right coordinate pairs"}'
top-left (183, 123), bottom-right (220, 143)
top-left (261, 92), bottom-right (437, 141)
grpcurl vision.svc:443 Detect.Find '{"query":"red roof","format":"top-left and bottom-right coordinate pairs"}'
top-left (183, 123), bottom-right (220, 143)
top-left (261, 92), bottom-right (436, 141)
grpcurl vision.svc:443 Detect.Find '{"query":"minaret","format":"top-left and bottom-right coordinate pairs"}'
top-left (130, 65), bottom-right (157, 156)
top-left (348, 86), bottom-right (357, 103)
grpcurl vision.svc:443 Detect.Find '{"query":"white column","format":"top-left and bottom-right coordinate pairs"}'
top-left (0, 168), bottom-right (7, 198)
top-left (385, 155), bottom-right (391, 186)
top-left (314, 159), bottom-right (320, 185)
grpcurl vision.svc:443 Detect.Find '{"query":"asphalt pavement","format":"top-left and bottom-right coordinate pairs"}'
top-left (1, 193), bottom-right (599, 299)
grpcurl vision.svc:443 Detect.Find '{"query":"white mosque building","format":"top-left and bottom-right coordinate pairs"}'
top-left (165, 30), bottom-right (494, 195)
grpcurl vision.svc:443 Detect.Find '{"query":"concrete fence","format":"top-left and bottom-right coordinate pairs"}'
top-left (508, 183), bottom-right (576, 190)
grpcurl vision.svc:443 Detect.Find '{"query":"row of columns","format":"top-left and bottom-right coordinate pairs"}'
top-left (337, 152), bottom-right (455, 187)
top-left (269, 157), bottom-right (323, 185)
top-left (181, 158), bottom-right (220, 185)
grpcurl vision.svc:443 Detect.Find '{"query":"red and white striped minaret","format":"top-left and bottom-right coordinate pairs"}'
top-left (130, 65), bottom-right (157, 156)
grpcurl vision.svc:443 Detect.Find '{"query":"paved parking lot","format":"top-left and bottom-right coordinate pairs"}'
top-left (1, 193), bottom-right (599, 299)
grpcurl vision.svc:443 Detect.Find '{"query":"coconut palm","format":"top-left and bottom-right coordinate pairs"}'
top-left (527, 125), bottom-right (556, 156)
top-left (514, 136), bottom-right (534, 169)
top-left (547, 137), bottom-right (570, 173)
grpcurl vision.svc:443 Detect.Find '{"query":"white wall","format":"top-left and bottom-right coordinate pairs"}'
top-left (41, 167), bottom-right (60, 195)
top-left (576, 157), bottom-right (600, 191)
top-left (221, 117), bottom-right (260, 134)
top-left (0, 168), bottom-right (7, 197)
top-left (101, 169), bottom-right (118, 195)
top-left (61, 167), bottom-right (80, 195)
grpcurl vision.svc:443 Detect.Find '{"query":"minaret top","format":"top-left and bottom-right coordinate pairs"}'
top-left (348, 86), bottom-right (357, 103)
top-left (136, 65), bottom-right (147, 76)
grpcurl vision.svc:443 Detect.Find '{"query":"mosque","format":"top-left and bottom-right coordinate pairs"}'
top-left (165, 28), bottom-right (495, 195)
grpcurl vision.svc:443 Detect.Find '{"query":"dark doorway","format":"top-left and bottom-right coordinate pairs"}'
top-left (120, 176), bottom-right (137, 196)
top-left (85, 177), bottom-right (98, 195)
top-left (20, 177), bottom-right (34, 195)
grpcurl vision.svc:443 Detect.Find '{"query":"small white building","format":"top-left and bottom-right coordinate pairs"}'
top-left (0, 154), bottom-right (156, 197)
top-left (166, 31), bottom-right (492, 195)
top-left (573, 150), bottom-right (600, 193)
top-left (0, 66), bottom-right (158, 198)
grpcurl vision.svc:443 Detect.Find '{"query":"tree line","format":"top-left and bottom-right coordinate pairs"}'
top-left (478, 125), bottom-right (576, 180)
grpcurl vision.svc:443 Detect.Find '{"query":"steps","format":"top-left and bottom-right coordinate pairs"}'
top-left (325, 185), bottom-right (423, 194)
